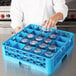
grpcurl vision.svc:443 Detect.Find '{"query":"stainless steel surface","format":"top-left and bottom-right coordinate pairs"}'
top-left (0, 0), bottom-right (11, 6)
top-left (0, 28), bottom-right (14, 35)
top-left (0, 6), bottom-right (10, 20)
top-left (0, 7), bottom-right (11, 28)
top-left (0, 22), bottom-right (11, 28)
top-left (0, 33), bottom-right (76, 76)
top-left (0, 2), bottom-right (11, 28)
top-left (67, 0), bottom-right (76, 9)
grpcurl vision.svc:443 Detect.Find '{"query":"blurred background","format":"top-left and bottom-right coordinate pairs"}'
top-left (0, 0), bottom-right (76, 35)
top-left (58, 0), bottom-right (76, 33)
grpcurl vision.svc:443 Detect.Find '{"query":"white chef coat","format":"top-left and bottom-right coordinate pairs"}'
top-left (10, 0), bottom-right (68, 29)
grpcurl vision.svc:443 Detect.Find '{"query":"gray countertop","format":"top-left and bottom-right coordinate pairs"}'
top-left (0, 34), bottom-right (76, 76)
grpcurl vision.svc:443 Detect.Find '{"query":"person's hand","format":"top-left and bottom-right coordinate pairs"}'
top-left (14, 27), bottom-right (22, 33)
top-left (43, 13), bottom-right (63, 30)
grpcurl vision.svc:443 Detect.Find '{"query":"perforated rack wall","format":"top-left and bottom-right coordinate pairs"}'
top-left (2, 24), bottom-right (74, 75)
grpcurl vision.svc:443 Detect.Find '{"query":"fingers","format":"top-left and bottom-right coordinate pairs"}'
top-left (42, 20), bottom-right (46, 26)
top-left (45, 19), bottom-right (49, 28)
top-left (51, 20), bottom-right (57, 27)
top-left (44, 18), bottom-right (58, 30)
top-left (53, 20), bottom-right (57, 27)
top-left (15, 27), bottom-right (22, 33)
top-left (47, 20), bottom-right (51, 31)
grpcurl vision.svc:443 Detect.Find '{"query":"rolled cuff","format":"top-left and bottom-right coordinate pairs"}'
top-left (11, 21), bottom-right (23, 29)
top-left (54, 6), bottom-right (68, 22)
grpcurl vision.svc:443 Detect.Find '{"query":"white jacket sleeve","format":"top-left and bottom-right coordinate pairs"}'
top-left (53, 0), bottom-right (68, 21)
top-left (10, 0), bottom-right (24, 29)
